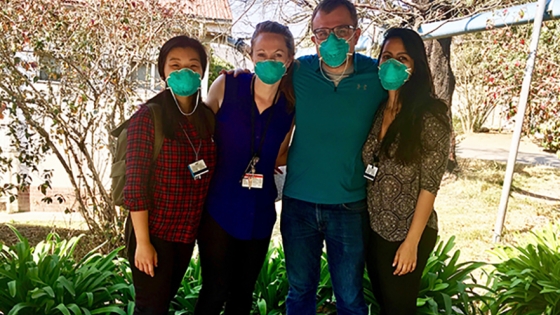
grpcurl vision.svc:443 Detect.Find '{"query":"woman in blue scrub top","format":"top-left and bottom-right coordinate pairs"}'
top-left (194, 21), bottom-right (295, 315)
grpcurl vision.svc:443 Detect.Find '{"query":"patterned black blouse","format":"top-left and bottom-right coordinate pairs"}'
top-left (362, 103), bottom-right (451, 242)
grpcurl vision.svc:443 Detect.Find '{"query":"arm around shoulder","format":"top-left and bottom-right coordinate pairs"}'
top-left (205, 73), bottom-right (226, 114)
top-left (275, 120), bottom-right (295, 167)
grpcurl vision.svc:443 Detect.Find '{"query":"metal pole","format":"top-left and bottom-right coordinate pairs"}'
top-left (493, 0), bottom-right (548, 243)
top-left (418, 0), bottom-right (559, 40)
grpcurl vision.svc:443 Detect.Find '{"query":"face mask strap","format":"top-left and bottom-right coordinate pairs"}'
top-left (319, 55), bottom-right (350, 83)
top-left (168, 87), bottom-right (200, 116)
top-left (345, 30), bottom-right (357, 44)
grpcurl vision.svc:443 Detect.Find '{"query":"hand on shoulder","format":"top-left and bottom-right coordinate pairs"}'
top-left (219, 68), bottom-right (250, 77)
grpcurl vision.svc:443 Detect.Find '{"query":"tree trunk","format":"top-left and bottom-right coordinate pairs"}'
top-left (425, 37), bottom-right (458, 172)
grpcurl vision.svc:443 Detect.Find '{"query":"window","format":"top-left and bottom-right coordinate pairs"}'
top-left (131, 62), bottom-right (156, 89)
top-left (39, 57), bottom-right (62, 82)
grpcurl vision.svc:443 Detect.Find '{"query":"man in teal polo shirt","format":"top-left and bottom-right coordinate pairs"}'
top-left (280, 0), bottom-right (386, 314)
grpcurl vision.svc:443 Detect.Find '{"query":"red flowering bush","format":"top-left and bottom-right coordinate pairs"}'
top-left (453, 20), bottom-right (559, 152)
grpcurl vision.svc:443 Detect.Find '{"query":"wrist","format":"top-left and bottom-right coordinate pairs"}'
top-left (136, 239), bottom-right (152, 246)
top-left (404, 235), bottom-right (420, 246)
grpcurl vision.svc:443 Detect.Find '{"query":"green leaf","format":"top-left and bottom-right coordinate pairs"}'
top-left (56, 304), bottom-right (72, 315)
top-left (58, 276), bottom-right (76, 296)
top-left (67, 304), bottom-right (83, 315)
top-left (43, 285), bottom-right (55, 298)
top-left (90, 306), bottom-right (127, 315)
top-left (258, 298), bottom-right (267, 315)
top-left (8, 302), bottom-right (34, 315)
top-left (440, 292), bottom-right (452, 315)
top-left (432, 283), bottom-right (450, 291)
top-left (30, 289), bottom-right (48, 299)
top-left (8, 280), bottom-right (17, 298)
top-left (86, 291), bottom-right (94, 307)
top-left (416, 297), bottom-right (430, 307)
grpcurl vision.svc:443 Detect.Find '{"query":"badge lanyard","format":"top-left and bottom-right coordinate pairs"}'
top-left (180, 122), bottom-right (208, 180)
top-left (364, 141), bottom-right (380, 182)
top-left (241, 77), bottom-right (280, 189)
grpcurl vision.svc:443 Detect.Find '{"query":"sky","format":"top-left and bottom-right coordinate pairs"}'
top-left (229, 0), bottom-right (309, 41)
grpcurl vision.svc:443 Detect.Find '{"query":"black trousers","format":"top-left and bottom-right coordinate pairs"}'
top-left (126, 227), bottom-right (195, 315)
top-left (194, 211), bottom-right (271, 315)
top-left (366, 227), bottom-right (438, 315)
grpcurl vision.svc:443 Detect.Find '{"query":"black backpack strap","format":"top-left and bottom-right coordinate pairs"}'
top-left (146, 103), bottom-right (164, 163)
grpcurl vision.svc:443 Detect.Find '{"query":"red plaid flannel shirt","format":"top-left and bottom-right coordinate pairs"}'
top-left (124, 105), bottom-right (216, 244)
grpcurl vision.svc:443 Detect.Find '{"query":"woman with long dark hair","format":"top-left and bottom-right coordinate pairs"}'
top-left (194, 21), bottom-right (295, 315)
top-left (362, 28), bottom-right (451, 315)
top-left (123, 35), bottom-right (215, 314)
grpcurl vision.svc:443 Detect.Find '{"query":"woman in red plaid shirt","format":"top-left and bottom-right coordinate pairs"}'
top-left (123, 36), bottom-right (216, 314)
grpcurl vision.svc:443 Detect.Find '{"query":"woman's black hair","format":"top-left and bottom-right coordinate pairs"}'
top-left (148, 35), bottom-right (214, 140)
top-left (378, 28), bottom-right (450, 165)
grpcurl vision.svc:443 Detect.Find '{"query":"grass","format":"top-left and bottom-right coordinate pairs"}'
top-left (436, 158), bottom-right (560, 263)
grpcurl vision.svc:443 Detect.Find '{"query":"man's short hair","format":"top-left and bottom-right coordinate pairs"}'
top-left (311, 0), bottom-right (358, 29)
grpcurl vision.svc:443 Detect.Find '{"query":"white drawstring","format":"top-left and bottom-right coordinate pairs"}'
top-left (168, 88), bottom-right (200, 116)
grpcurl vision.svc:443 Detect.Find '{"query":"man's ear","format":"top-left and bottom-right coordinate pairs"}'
top-left (311, 35), bottom-right (318, 45)
top-left (353, 28), bottom-right (362, 46)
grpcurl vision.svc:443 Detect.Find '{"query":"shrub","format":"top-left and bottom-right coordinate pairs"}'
top-left (538, 117), bottom-right (560, 153)
top-left (417, 236), bottom-right (489, 315)
top-left (252, 245), bottom-right (289, 315)
top-left (169, 257), bottom-right (203, 315)
top-left (208, 55), bottom-right (234, 87)
top-left (0, 225), bottom-right (127, 315)
top-left (486, 224), bottom-right (560, 315)
top-left (0, 226), bottom-right (492, 315)
top-left (362, 236), bottom-right (489, 315)
top-left (452, 20), bottom-right (560, 146)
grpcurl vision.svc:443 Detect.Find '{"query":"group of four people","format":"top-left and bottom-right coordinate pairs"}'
top-left (123, 0), bottom-right (451, 314)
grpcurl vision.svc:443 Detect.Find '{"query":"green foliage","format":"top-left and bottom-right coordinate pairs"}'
top-left (486, 224), bottom-right (560, 315)
top-left (538, 117), bottom-right (560, 153)
top-left (208, 55), bottom-right (234, 87)
top-left (0, 225), bottom-right (128, 315)
top-left (417, 236), bottom-right (489, 315)
top-left (0, 226), bottom-right (504, 315)
top-left (453, 20), bottom-right (560, 149)
top-left (252, 245), bottom-right (289, 315)
top-left (169, 257), bottom-right (203, 314)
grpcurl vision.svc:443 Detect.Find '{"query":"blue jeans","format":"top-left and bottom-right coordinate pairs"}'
top-left (280, 195), bottom-right (369, 315)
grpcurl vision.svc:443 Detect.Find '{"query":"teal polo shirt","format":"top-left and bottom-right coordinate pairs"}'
top-left (284, 53), bottom-right (386, 204)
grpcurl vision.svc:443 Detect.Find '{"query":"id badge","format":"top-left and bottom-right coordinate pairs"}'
top-left (188, 159), bottom-right (208, 180)
top-left (364, 164), bottom-right (378, 181)
top-left (242, 174), bottom-right (264, 189)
